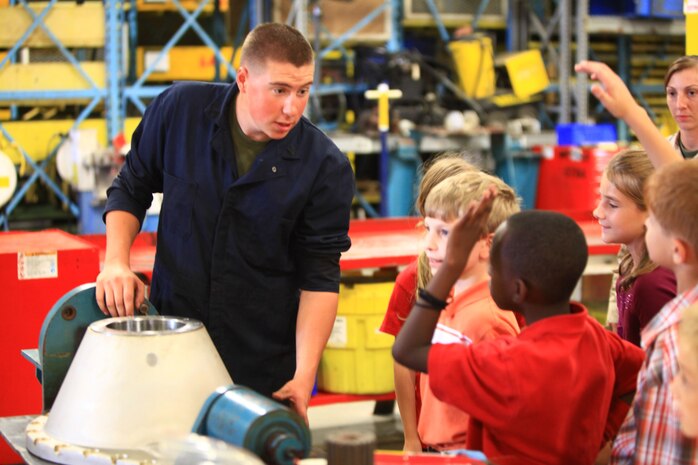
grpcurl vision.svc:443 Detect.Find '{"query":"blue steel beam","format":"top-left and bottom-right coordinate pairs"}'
top-left (0, 129), bottom-right (75, 230)
top-left (131, 0), bottom-right (212, 88)
top-left (472, 0), bottom-right (493, 31)
top-left (0, 90), bottom-right (105, 101)
top-left (248, 0), bottom-right (259, 28)
top-left (0, 0), bottom-right (111, 230)
top-left (318, 1), bottom-right (389, 59)
top-left (173, 0), bottom-right (237, 79)
top-left (18, 0), bottom-right (99, 90)
top-left (387, 0), bottom-right (401, 53)
top-left (106, 0), bottom-right (124, 141)
top-left (0, 0), bottom-right (58, 70)
top-left (422, 0), bottom-right (449, 43)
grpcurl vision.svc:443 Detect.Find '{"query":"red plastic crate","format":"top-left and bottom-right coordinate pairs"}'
top-left (0, 230), bottom-right (100, 464)
top-left (536, 146), bottom-right (619, 221)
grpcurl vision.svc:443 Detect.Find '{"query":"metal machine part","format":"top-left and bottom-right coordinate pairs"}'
top-left (21, 286), bottom-right (308, 465)
top-left (193, 385), bottom-right (311, 465)
top-left (25, 314), bottom-right (233, 462)
top-left (325, 432), bottom-right (375, 465)
top-left (21, 283), bottom-right (158, 412)
top-left (26, 421), bottom-right (264, 465)
top-left (151, 434), bottom-right (265, 465)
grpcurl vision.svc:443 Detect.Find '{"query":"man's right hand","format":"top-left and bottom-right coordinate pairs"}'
top-left (95, 262), bottom-right (145, 316)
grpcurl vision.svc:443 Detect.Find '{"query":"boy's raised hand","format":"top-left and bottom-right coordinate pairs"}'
top-left (574, 60), bottom-right (639, 121)
top-left (443, 185), bottom-right (498, 274)
top-left (392, 185), bottom-right (498, 374)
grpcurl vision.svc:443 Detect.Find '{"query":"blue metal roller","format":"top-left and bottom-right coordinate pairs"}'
top-left (193, 385), bottom-right (311, 465)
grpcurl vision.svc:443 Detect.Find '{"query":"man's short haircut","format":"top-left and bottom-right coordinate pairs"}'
top-left (497, 211), bottom-right (588, 304)
top-left (240, 23), bottom-right (313, 69)
top-left (424, 171), bottom-right (521, 234)
top-left (646, 158), bottom-right (698, 253)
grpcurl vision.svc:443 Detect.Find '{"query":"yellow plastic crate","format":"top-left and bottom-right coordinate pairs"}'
top-left (500, 49), bottom-right (550, 98)
top-left (448, 35), bottom-right (496, 99)
top-left (318, 281), bottom-right (396, 394)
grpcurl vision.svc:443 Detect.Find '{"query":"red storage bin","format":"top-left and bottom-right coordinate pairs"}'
top-left (0, 230), bottom-right (99, 464)
top-left (536, 146), bottom-right (619, 221)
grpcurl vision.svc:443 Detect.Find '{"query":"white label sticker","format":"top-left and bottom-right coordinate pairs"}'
top-left (326, 316), bottom-right (347, 348)
top-left (18, 251), bottom-right (58, 280)
top-left (144, 50), bottom-right (170, 73)
top-left (686, 0), bottom-right (698, 13)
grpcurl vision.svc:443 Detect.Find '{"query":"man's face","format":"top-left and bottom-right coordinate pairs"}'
top-left (237, 59), bottom-right (314, 141)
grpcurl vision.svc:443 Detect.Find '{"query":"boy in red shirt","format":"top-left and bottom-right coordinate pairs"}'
top-left (393, 190), bottom-right (645, 465)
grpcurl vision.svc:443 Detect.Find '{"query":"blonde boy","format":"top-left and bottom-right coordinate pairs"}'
top-left (611, 159), bottom-right (698, 464)
top-left (417, 171), bottom-right (520, 451)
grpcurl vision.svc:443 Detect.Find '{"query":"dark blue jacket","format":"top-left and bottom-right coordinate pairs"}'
top-left (105, 82), bottom-right (354, 396)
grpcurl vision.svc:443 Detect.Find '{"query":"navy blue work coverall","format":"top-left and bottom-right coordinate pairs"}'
top-left (105, 82), bottom-right (355, 397)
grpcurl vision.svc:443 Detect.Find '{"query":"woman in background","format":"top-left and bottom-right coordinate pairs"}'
top-left (664, 56), bottom-right (698, 158)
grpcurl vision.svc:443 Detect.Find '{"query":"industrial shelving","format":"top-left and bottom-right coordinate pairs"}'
top-left (0, 0), bottom-right (688, 229)
top-left (581, 13), bottom-right (686, 140)
top-left (0, 0), bottom-right (110, 229)
top-left (0, 0), bottom-right (243, 230)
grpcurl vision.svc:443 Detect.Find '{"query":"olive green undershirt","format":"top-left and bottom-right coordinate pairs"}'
top-left (229, 95), bottom-right (268, 177)
top-left (677, 132), bottom-right (698, 159)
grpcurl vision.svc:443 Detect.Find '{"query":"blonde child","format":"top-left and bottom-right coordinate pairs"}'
top-left (593, 150), bottom-right (676, 346)
top-left (380, 153), bottom-right (476, 452)
top-left (416, 170), bottom-right (521, 451)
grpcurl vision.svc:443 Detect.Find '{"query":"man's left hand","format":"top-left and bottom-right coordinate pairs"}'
top-left (272, 378), bottom-right (312, 424)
